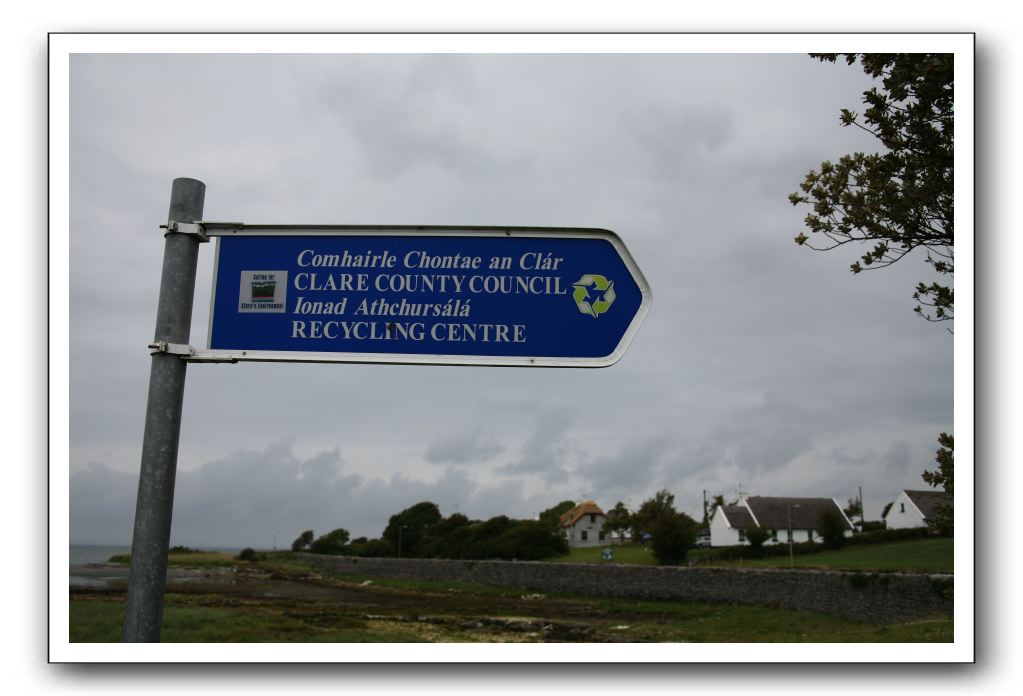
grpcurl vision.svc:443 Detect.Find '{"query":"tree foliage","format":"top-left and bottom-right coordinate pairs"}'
top-left (923, 432), bottom-right (954, 535)
top-left (310, 527), bottom-right (350, 555)
top-left (603, 501), bottom-right (632, 542)
top-left (843, 496), bottom-right (863, 520)
top-left (538, 500), bottom-right (576, 528)
top-left (922, 432), bottom-right (954, 494)
top-left (790, 53), bottom-right (953, 324)
top-left (630, 489), bottom-right (676, 540)
top-left (629, 490), bottom-right (698, 565)
top-left (291, 529), bottom-right (314, 553)
top-left (382, 501), bottom-right (443, 557)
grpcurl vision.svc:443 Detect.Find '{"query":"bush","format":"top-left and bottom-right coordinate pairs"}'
top-left (236, 547), bottom-right (258, 562)
top-left (817, 507), bottom-right (849, 549)
top-left (487, 520), bottom-right (570, 561)
top-left (743, 526), bottom-right (770, 558)
top-left (344, 538), bottom-right (393, 557)
top-left (650, 512), bottom-right (697, 565)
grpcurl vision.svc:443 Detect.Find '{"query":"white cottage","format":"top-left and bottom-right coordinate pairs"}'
top-left (884, 489), bottom-right (953, 529)
top-left (559, 501), bottom-right (608, 548)
top-left (709, 495), bottom-right (854, 547)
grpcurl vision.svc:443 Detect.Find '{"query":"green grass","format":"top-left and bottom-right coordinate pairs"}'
top-left (70, 591), bottom-right (952, 643)
top-left (73, 544), bottom-right (953, 643)
top-left (70, 598), bottom-right (416, 642)
top-left (548, 539), bottom-right (952, 573)
top-left (708, 538), bottom-right (953, 573)
top-left (548, 544), bottom-right (660, 565)
top-left (106, 551), bottom-right (246, 568)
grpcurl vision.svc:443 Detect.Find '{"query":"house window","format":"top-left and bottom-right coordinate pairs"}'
top-left (581, 530), bottom-right (588, 541)
top-left (808, 529), bottom-right (815, 541)
top-left (786, 529), bottom-right (793, 542)
top-left (738, 529), bottom-right (746, 543)
top-left (590, 514), bottom-right (597, 523)
top-left (598, 530), bottom-right (606, 541)
top-left (770, 529), bottom-right (778, 542)
top-left (900, 503), bottom-right (905, 513)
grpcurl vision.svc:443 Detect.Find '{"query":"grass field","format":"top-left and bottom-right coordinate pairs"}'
top-left (698, 538), bottom-right (953, 573)
top-left (550, 538), bottom-right (952, 573)
top-left (71, 555), bottom-right (952, 643)
top-left (106, 551), bottom-right (242, 567)
top-left (551, 544), bottom-right (660, 565)
top-left (70, 588), bottom-right (951, 643)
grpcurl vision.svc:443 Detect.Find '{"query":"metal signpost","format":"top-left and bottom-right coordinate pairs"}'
top-left (122, 179), bottom-right (651, 641)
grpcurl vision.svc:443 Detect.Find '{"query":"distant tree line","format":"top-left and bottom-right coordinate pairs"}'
top-left (290, 500), bottom-right (569, 562)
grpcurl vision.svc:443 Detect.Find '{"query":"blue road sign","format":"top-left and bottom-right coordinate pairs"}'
top-left (197, 226), bottom-right (650, 367)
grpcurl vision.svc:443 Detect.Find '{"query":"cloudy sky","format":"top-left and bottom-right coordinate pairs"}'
top-left (66, 44), bottom-right (956, 548)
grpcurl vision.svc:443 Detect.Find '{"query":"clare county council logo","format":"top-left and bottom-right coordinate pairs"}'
top-left (572, 274), bottom-right (615, 318)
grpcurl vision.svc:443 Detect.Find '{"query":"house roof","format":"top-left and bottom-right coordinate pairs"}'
top-left (559, 500), bottom-right (605, 528)
top-left (743, 496), bottom-right (853, 531)
top-left (903, 489), bottom-right (953, 521)
top-left (720, 505), bottom-right (756, 530)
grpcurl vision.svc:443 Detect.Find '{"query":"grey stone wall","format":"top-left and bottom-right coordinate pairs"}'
top-left (297, 554), bottom-right (952, 623)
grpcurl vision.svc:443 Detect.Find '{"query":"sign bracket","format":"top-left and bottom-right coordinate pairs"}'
top-left (147, 341), bottom-right (194, 357)
top-left (160, 220), bottom-right (209, 242)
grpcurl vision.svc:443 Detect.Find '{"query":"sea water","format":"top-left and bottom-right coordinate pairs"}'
top-left (69, 544), bottom-right (246, 565)
top-left (69, 544), bottom-right (130, 565)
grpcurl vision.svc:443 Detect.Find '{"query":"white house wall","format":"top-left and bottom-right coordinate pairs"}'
top-left (565, 514), bottom-right (607, 548)
top-left (885, 491), bottom-right (927, 529)
top-left (709, 508), bottom-right (739, 547)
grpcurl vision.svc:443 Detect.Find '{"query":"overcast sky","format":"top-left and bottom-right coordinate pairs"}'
top-left (67, 50), bottom-right (955, 548)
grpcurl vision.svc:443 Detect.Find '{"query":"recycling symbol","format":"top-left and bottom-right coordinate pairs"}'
top-left (572, 274), bottom-right (616, 318)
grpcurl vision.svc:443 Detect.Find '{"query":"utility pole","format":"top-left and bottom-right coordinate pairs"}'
top-left (122, 178), bottom-right (206, 642)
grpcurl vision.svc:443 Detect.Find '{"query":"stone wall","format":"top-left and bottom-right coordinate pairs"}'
top-left (297, 554), bottom-right (953, 622)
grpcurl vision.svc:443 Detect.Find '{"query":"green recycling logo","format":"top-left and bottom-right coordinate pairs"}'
top-left (572, 274), bottom-right (616, 318)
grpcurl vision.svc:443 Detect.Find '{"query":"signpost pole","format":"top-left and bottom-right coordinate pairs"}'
top-left (122, 178), bottom-right (206, 642)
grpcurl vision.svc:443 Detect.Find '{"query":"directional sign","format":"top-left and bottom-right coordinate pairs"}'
top-left (196, 225), bottom-right (651, 367)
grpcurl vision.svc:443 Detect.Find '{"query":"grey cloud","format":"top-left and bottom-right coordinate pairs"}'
top-left (573, 436), bottom-right (673, 500)
top-left (706, 391), bottom-right (815, 475)
top-left (313, 55), bottom-right (528, 178)
top-left (628, 103), bottom-right (737, 182)
top-left (424, 429), bottom-right (504, 464)
top-left (500, 410), bottom-right (575, 482)
top-left (69, 462), bottom-right (139, 546)
top-left (70, 439), bottom-right (563, 547)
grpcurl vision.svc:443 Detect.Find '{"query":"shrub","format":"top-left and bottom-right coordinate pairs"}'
top-left (237, 547), bottom-right (258, 562)
top-left (650, 512), bottom-right (697, 565)
top-left (817, 507), bottom-right (848, 549)
top-left (344, 538), bottom-right (393, 557)
top-left (743, 526), bottom-right (770, 557)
